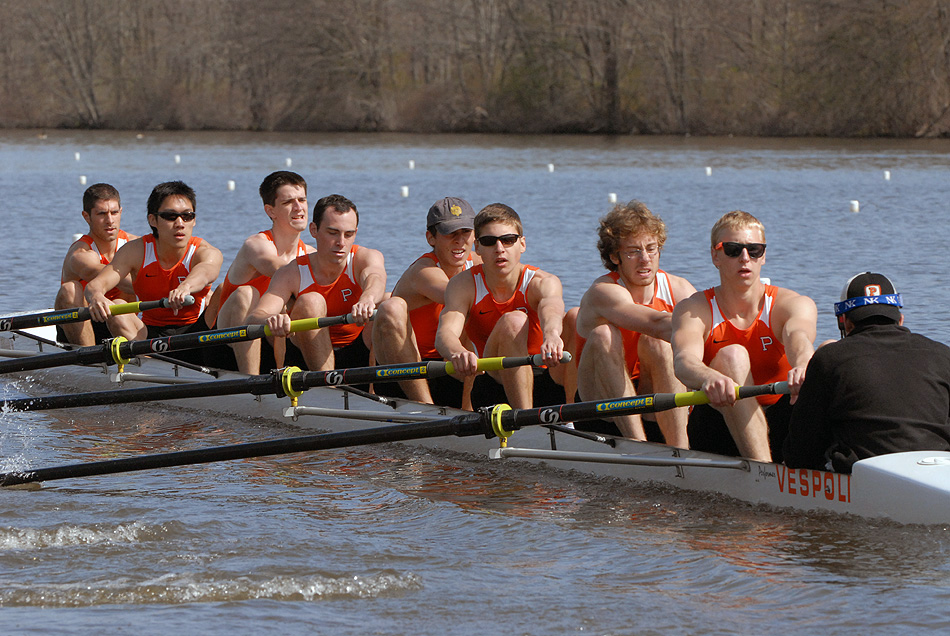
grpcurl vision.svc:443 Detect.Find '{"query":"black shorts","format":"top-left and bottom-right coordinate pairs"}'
top-left (55, 321), bottom-right (113, 346)
top-left (145, 313), bottom-right (212, 367)
top-left (470, 367), bottom-right (566, 410)
top-left (687, 394), bottom-right (792, 462)
top-left (373, 359), bottom-right (466, 409)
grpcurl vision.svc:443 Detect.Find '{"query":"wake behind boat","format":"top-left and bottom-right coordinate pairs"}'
top-left (1, 325), bottom-right (948, 526)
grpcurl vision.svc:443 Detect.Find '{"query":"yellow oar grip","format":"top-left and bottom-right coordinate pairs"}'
top-left (673, 385), bottom-right (747, 408)
top-left (109, 302), bottom-right (141, 317)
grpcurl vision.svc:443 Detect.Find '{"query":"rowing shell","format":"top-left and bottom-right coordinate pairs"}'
top-left (2, 327), bottom-right (948, 525)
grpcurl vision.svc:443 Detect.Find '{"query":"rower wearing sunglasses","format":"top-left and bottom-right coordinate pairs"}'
top-left (436, 203), bottom-right (569, 409)
top-left (85, 180), bottom-right (223, 364)
top-left (671, 210), bottom-right (817, 463)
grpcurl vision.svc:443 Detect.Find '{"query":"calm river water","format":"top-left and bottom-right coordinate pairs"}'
top-left (1, 130), bottom-right (949, 634)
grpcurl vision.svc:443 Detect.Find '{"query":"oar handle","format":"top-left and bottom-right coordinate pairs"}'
top-left (263, 311), bottom-right (376, 338)
top-left (0, 296), bottom-right (193, 331)
top-left (111, 295), bottom-right (195, 317)
top-left (672, 380), bottom-right (791, 408)
top-left (444, 352), bottom-right (573, 375)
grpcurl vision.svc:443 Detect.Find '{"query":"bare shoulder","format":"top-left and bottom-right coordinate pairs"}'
top-left (673, 289), bottom-right (712, 321)
top-left (354, 245), bottom-right (385, 268)
top-left (774, 286), bottom-right (817, 312)
top-left (665, 272), bottom-right (697, 300)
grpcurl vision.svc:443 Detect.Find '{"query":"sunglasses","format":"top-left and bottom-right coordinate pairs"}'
top-left (157, 211), bottom-right (196, 222)
top-left (477, 233), bottom-right (521, 247)
top-left (715, 241), bottom-right (766, 258)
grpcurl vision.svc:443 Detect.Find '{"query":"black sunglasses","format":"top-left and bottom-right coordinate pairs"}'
top-left (157, 211), bottom-right (196, 222)
top-left (715, 241), bottom-right (766, 258)
top-left (477, 233), bottom-right (521, 247)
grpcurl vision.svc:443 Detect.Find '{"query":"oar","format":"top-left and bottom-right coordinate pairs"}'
top-left (0, 313), bottom-right (364, 375)
top-left (0, 296), bottom-right (193, 332)
top-left (0, 381), bottom-right (785, 487)
top-left (0, 354), bottom-right (570, 412)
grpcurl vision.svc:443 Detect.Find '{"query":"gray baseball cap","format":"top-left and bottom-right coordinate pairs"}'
top-left (426, 197), bottom-right (476, 234)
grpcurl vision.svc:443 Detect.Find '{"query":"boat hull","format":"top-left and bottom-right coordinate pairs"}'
top-left (3, 328), bottom-right (949, 525)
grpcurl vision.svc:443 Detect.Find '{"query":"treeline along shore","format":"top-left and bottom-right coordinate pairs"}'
top-left (2, 0), bottom-right (949, 137)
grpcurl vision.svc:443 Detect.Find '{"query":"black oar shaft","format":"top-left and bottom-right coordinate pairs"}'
top-left (2, 375), bottom-right (279, 411)
top-left (0, 298), bottom-right (177, 331)
top-left (0, 413), bottom-right (486, 487)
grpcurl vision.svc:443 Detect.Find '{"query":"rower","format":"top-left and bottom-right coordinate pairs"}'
top-left (56, 183), bottom-right (138, 346)
top-left (436, 203), bottom-right (570, 409)
top-left (671, 210), bottom-right (817, 462)
top-left (205, 171), bottom-right (314, 374)
top-left (784, 272), bottom-right (950, 473)
top-left (372, 197), bottom-right (481, 408)
top-left (248, 194), bottom-right (386, 372)
top-left (84, 181), bottom-right (223, 365)
top-left (575, 200), bottom-right (696, 446)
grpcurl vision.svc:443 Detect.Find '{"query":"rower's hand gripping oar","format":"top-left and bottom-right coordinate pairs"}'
top-left (0, 353), bottom-right (570, 412)
top-left (0, 296), bottom-right (193, 332)
top-left (0, 381), bottom-right (787, 488)
top-left (0, 311), bottom-right (363, 375)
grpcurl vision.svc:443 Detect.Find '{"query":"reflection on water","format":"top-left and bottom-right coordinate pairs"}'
top-left (2, 131), bottom-right (950, 632)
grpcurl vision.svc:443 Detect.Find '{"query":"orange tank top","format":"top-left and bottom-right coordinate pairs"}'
top-left (407, 252), bottom-right (474, 360)
top-left (576, 269), bottom-right (677, 380)
top-left (220, 230), bottom-right (309, 306)
top-left (133, 235), bottom-right (211, 326)
top-left (69, 230), bottom-right (130, 300)
top-left (296, 245), bottom-right (363, 348)
top-left (703, 285), bottom-right (790, 405)
top-left (465, 264), bottom-right (542, 357)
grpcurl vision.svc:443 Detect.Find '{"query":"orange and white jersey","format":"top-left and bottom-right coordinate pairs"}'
top-left (703, 285), bottom-right (790, 405)
top-left (577, 269), bottom-right (678, 380)
top-left (69, 230), bottom-right (130, 300)
top-left (220, 229), bottom-right (309, 306)
top-left (465, 264), bottom-right (542, 357)
top-left (408, 252), bottom-right (474, 360)
top-left (296, 245), bottom-right (363, 348)
top-left (133, 234), bottom-right (211, 326)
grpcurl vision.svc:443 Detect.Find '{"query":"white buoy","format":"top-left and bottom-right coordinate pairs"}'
top-left (286, 158), bottom-right (292, 167)
top-left (850, 200), bottom-right (860, 213)
top-left (136, 133), bottom-right (144, 140)
top-left (608, 193), bottom-right (618, 203)
top-left (79, 175), bottom-right (87, 185)
top-left (227, 180), bottom-right (236, 191)
top-left (74, 152), bottom-right (81, 161)
top-left (400, 186), bottom-right (410, 197)
top-left (72, 233), bottom-right (84, 242)
top-left (408, 160), bottom-right (415, 170)
top-left (705, 166), bottom-right (712, 176)
top-left (547, 163), bottom-right (555, 172)
top-left (174, 154), bottom-right (181, 164)
top-left (884, 170), bottom-right (891, 181)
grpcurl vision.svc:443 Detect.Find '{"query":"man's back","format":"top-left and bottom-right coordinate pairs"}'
top-left (785, 323), bottom-right (950, 471)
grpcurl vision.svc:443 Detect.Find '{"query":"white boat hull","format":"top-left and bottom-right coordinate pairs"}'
top-left (2, 327), bottom-right (949, 525)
